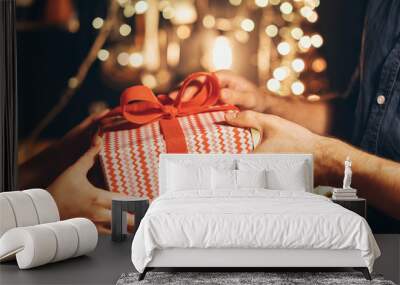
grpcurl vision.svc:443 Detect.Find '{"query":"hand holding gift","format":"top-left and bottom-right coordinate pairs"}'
top-left (99, 72), bottom-right (258, 199)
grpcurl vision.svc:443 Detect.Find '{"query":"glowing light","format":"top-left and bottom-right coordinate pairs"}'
top-left (265, 25), bottom-right (278, 37)
top-left (277, 41), bottom-right (291, 55)
top-left (291, 27), bottom-right (303, 40)
top-left (162, 7), bottom-right (175, 19)
top-left (171, 1), bottom-right (197, 25)
top-left (311, 34), bottom-right (323, 48)
top-left (299, 35), bottom-right (312, 49)
top-left (216, 18), bottom-right (232, 31)
top-left (92, 17), bottom-right (104, 29)
top-left (291, 81), bottom-right (305, 95)
top-left (212, 36), bottom-right (233, 70)
top-left (68, 77), bottom-right (79, 89)
top-left (307, 11), bottom-right (318, 23)
top-left (176, 25), bottom-right (191, 39)
top-left (300, 6), bottom-right (313, 18)
top-left (307, 94), bottom-right (321, 101)
top-left (229, 0), bottom-right (242, 6)
top-left (135, 0), bottom-right (149, 14)
top-left (117, 0), bottom-right (128, 6)
top-left (273, 66), bottom-right (290, 81)
top-left (202, 15), bottom-right (215, 29)
top-left (240, 18), bottom-right (255, 32)
top-left (129, 52), bottom-right (144, 67)
top-left (270, 0), bottom-right (280, 5)
top-left (119, 24), bottom-right (131, 36)
top-left (141, 73), bottom-right (157, 88)
top-left (234, 30), bottom-right (249, 43)
top-left (97, 49), bottom-right (109, 61)
top-left (280, 2), bottom-right (293, 14)
top-left (291, 58), bottom-right (305, 72)
top-left (312, 58), bottom-right (327, 72)
top-left (167, 42), bottom-right (180, 67)
top-left (255, 0), bottom-right (268, 8)
top-left (282, 13), bottom-right (294, 22)
top-left (123, 4), bottom-right (135, 17)
top-left (117, 52), bottom-right (130, 66)
top-left (267, 78), bottom-right (281, 92)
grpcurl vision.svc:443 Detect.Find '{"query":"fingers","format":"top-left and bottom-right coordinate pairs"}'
top-left (97, 225), bottom-right (111, 235)
top-left (225, 110), bottom-right (263, 131)
top-left (169, 84), bottom-right (202, 102)
top-left (93, 189), bottom-right (135, 229)
top-left (66, 109), bottom-right (110, 138)
top-left (215, 70), bottom-right (238, 88)
top-left (75, 143), bottom-right (102, 172)
top-left (220, 89), bottom-right (256, 109)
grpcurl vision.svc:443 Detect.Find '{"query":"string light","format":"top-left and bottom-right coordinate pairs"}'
top-left (307, 11), bottom-right (318, 23)
top-left (119, 24), bottom-right (131, 36)
top-left (267, 78), bottom-right (280, 92)
top-left (311, 34), bottom-right (323, 48)
top-left (92, 17), bottom-right (104, 29)
top-left (291, 81), bottom-right (305, 95)
top-left (291, 58), bottom-right (305, 72)
top-left (234, 30), bottom-right (249, 43)
top-left (212, 36), bottom-right (233, 70)
top-left (162, 6), bottom-right (175, 19)
top-left (135, 0), bottom-right (149, 14)
top-left (277, 41), bottom-right (291, 55)
top-left (299, 35), bottom-right (312, 49)
top-left (291, 27), bottom-right (303, 40)
top-left (129, 52), bottom-right (144, 67)
top-left (255, 0), bottom-right (268, 8)
top-left (240, 19), bottom-right (255, 32)
top-left (280, 2), bottom-right (293, 14)
top-left (117, 52), bottom-right (130, 66)
top-left (273, 66), bottom-right (290, 81)
top-left (229, 0), bottom-right (242, 6)
top-left (141, 73), bottom-right (157, 88)
top-left (265, 25), bottom-right (278, 37)
top-left (123, 4), bottom-right (135, 18)
top-left (176, 25), bottom-right (191, 40)
top-left (312, 58), bottom-right (327, 72)
top-left (97, 49), bottom-right (110, 61)
top-left (202, 15), bottom-right (215, 29)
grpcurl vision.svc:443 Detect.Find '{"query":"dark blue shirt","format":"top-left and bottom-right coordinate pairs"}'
top-left (348, 0), bottom-right (400, 232)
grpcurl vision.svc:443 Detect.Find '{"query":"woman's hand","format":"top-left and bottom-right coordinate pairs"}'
top-left (47, 139), bottom-right (134, 234)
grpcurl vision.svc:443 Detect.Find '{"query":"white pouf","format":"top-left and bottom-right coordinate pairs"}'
top-left (0, 219), bottom-right (98, 269)
top-left (23, 189), bottom-right (60, 224)
top-left (0, 192), bottom-right (39, 227)
top-left (0, 196), bottom-right (17, 237)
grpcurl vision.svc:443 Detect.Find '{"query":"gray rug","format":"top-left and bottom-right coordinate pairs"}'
top-left (116, 272), bottom-right (396, 285)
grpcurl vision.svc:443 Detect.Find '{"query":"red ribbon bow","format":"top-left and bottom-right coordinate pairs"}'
top-left (103, 72), bottom-right (237, 153)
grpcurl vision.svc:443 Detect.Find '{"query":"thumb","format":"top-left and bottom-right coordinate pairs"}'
top-left (225, 110), bottom-right (263, 131)
top-left (75, 143), bottom-right (102, 173)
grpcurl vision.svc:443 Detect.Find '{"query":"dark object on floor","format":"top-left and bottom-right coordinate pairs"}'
top-left (117, 271), bottom-right (394, 285)
top-left (112, 197), bottom-right (149, 242)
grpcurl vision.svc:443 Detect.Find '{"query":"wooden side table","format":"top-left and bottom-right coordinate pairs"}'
top-left (112, 197), bottom-right (149, 242)
top-left (332, 198), bottom-right (367, 218)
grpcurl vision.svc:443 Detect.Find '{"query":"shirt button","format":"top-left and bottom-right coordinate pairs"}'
top-left (377, 95), bottom-right (385, 105)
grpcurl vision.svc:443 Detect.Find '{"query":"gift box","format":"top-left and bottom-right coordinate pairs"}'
top-left (99, 72), bottom-right (258, 199)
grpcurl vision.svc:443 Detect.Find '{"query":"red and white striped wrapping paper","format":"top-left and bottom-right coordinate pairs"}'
top-left (99, 111), bottom-right (255, 199)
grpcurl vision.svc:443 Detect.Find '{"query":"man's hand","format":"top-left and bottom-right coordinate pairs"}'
top-left (47, 139), bottom-right (134, 234)
top-left (169, 70), bottom-right (268, 113)
top-left (225, 110), bottom-right (322, 155)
